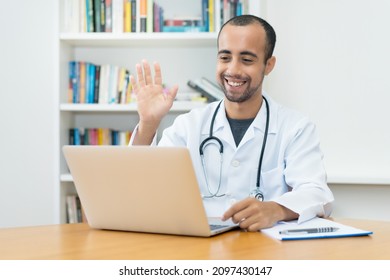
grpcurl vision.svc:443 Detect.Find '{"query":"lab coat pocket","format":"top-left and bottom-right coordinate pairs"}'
top-left (260, 165), bottom-right (288, 200)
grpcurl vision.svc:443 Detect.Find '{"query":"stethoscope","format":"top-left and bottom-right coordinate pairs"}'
top-left (199, 96), bottom-right (270, 201)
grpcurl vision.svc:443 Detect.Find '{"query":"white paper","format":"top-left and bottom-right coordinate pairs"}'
top-left (261, 217), bottom-right (373, 240)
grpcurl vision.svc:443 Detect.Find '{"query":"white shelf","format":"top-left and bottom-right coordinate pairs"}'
top-left (59, 101), bottom-right (206, 112)
top-left (60, 32), bottom-right (218, 48)
top-left (327, 175), bottom-right (390, 186)
top-left (60, 174), bottom-right (73, 182)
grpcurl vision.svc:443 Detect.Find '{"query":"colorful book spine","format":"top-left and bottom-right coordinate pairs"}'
top-left (105, 0), bottom-right (113, 32)
top-left (124, 0), bottom-right (131, 32)
top-left (100, 0), bottom-right (106, 32)
top-left (69, 127), bottom-right (132, 145)
top-left (139, 0), bottom-right (147, 32)
top-left (65, 0), bottom-right (239, 34)
top-left (68, 61), bottom-right (132, 104)
top-left (79, 62), bottom-right (86, 103)
top-left (146, 0), bottom-right (153, 33)
top-left (112, 0), bottom-right (123, 33)
top-left (131, 0), bottom-right (137, 32)
top-left (93, 0), bottom-right (101, 32)
top-left (86, 0), bottom-right (95, 32)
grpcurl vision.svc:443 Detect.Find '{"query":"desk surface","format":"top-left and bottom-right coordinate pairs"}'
top-left (0, 219), bottom-right (388, 260)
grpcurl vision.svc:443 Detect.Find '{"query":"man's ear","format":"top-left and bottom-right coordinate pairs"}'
top-left (264, 56), bottom-right (276, 75)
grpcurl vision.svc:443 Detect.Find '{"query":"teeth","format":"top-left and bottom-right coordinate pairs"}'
top-left (227, 81), bottom-right (244, 87)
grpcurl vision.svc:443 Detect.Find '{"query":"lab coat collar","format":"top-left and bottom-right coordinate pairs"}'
top-left (204, 93), bottom-right (278, 135)
top-left (200, 94), bottom-right (278, 149)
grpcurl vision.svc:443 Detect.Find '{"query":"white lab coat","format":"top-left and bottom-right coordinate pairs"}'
top-left (129, 94), bottom-right (334, 223)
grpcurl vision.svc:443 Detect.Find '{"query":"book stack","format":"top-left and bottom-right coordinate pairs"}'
top-left (64, 0), bottom-right (164, 33)
top-left (63, 0), bottom-right (251, 33)
top-left (219, 0), bottom-right (248, 27)
top-left (68, 61), bottom-right (133, 105)
top-left (66, 195), bottom-right (85, 223)
top-left (69, 128), bottom-right (132, 146)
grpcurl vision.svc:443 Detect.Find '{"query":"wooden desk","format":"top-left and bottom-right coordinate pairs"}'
top-left (0, 219), bottom-right (388, 260)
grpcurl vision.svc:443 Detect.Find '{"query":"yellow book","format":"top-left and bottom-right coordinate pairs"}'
top-left (125, 79), bottom-right (133, 103)
top-left (124, 0), bottom-right (131, 32)
top-left (208, 0), bottom-right (214, 32)
top-left (97, 128), bottom-right (104, 145)
top-left (117, 67), bottom-right (125, 103)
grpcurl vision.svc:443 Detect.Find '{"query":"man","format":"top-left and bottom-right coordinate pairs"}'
top-left (129, 15), bottom-right (334, 231)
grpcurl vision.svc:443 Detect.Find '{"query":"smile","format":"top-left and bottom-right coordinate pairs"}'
top-left (225, 78), bottom-right (246, 87)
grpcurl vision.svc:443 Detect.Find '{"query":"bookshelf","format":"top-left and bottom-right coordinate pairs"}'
top-left (57, 0), bottom-right (261, 224)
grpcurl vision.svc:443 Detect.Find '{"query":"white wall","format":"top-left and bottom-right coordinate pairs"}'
top-left (262, 0), bottom-right (390, 221)
top-left (263, 0), bottom-right (390, 182)
top-left (0, 0), bottom-right (57, 227)
top-left (330, 183), bottom-right (390, 221)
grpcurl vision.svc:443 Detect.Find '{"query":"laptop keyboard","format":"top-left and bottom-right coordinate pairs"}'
top-left (210, 224), bottom-right (227, 230)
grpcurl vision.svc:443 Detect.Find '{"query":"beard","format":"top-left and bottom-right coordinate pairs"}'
top-left (218, 73), bottom-right (264, 103)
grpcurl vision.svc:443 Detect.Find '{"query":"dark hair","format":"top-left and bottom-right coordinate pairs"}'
top-left (218, 15), bottom-right (276, 63)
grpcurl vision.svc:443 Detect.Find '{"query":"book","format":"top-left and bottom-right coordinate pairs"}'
top-left (112, 0), bottom-right (123, 33)
top-left (131, 0), bottom-right (137, 32)
top-left (68, 61), bottom-right (132, 104)
top-left (261, 217), bottom-right (373, 241)
top-left (105, 0), bottom-right (113, 32)
top-left (68, 61), bottom-right (76, 103)
top-left (86, 0), bottom-right (95, 32)
top-left (124, 0), bottom-right (131, 32)
top-left (139, 0), bottom-right (147, 32)
top-left (187, 77), bottom-right (224, 102)
top-left (79, 62), bottom-right (86, 103)
top-left (146, 0), bottom-right (153, 33)
top-left (100, 0), bottom-right (106, 32)
top-left (64, 0), bottom-right (80, 32)
top-left (87, 63), bottom-right (96, 103)
top-left (79, 0), bottom-right (87, 32)
top-left (208, 0), bottom-right (214, 32)
top-left (93, 65), bottom-right (101, 103)
top-left (202, 0), bottom-right (209, 32)
top-left (66, 195), bottom-right (78, 223)
top-left (93, 0), bottom-right (101, 32)
top-left (66, 195), bottom-right (86, 223)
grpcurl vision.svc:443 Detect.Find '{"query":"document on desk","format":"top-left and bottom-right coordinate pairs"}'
top-left (261, 218), bottom-right (373, 241)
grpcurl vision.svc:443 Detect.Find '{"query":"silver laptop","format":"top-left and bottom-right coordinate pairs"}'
top-left (62, 145), bottom-right (238, 237)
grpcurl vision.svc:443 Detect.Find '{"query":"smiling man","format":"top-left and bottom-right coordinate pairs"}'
top-left (129, 15), bottom-right (334, 231)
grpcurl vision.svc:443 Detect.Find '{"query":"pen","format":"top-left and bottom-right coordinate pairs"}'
top-left (279, 227), bottom-right (339, 235)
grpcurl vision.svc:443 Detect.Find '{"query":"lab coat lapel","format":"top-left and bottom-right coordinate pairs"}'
top-left (212, 102), bottom-right (237, 149)
top-left (238, 95), bottom-right (278, 147)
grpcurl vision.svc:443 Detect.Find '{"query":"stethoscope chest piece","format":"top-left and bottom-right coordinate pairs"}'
top-left (249, 190), bottom-right (264, 201)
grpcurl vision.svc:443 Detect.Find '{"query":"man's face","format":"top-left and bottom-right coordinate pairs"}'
top-left (216, 23), bottom-right (269, 103)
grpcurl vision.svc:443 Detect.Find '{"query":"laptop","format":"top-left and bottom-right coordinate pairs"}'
top-left (62, 145), bottom-right (238, 237)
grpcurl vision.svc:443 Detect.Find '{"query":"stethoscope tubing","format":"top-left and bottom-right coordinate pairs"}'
top-left (199, 97), bottom-right (270, 200)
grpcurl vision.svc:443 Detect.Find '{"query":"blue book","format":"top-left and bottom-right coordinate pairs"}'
top-left (69, 61), bottom-right (79, 104)
top-left (73, 128), bottom-right (81, 145)
top-left (87, 63), bottom-right (96, 103)
top-left (202, 0), bottom-right (209, 32)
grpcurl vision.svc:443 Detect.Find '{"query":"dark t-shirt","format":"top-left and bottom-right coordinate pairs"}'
top-left (227, 117), bottom-right (255, 147)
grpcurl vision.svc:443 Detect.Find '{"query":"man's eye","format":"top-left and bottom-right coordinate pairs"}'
top-left (243, 58), bottom-right (254, 63)
top-left (219, 56), bottom-right (230, 61)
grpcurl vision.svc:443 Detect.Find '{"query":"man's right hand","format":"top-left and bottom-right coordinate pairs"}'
top-left (130, 60), bottom-right (178, 145)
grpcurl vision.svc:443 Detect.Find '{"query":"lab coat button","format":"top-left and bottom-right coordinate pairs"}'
top-left (231, 160), bottom-right (240, 167)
